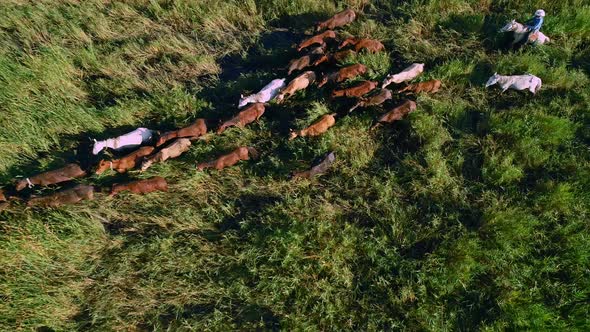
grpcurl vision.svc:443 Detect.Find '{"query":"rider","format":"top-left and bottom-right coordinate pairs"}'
top-left (525, 9), bottom-right (545, 42)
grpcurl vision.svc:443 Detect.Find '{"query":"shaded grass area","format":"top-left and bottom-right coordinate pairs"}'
top-left (1, 0), bottom-right (589, 330)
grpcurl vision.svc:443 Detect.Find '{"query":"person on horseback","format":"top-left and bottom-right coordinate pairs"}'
top-left (525, 9), bottom-right (545, 43)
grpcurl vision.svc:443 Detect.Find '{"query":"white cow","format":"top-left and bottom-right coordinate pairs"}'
top-left (92, 127), bottom-right (154, 155)
top-left (485, 73), bottom-right (542, 94)
top-left (238, 78), bottom-right (286, 108)
top-left (382, 63), bottom-right (425, 88)
top-left (499, 20), bottom-right (551, 46)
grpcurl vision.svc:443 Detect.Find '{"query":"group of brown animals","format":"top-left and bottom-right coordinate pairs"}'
top-left (0, 9), bottom-right (441, 211)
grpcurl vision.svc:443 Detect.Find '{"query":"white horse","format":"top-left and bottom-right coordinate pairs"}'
top-left (499, 20), bottom-right (550, 46)
top-left (92, 127), bottom-right (153, 155)
top-left (238, 78), bottom-right (286, 108)
top-left (485, 73), bottom-right (542, 94)
top-left (382, 63), bottom-right (425, 88)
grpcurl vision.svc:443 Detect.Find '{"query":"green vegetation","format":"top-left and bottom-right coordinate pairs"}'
top-left (1, 0), bottom-right (589, 330)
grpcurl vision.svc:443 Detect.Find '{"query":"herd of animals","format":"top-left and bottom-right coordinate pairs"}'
top-left (0, 9), bottom-right (546, 210)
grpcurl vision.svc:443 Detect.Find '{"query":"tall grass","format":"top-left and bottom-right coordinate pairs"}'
top-left (1, 0), bottom-right (589, 331)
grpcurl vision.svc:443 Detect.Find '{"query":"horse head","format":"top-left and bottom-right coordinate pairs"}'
top-left (238, 94), bottom-right (249, 108)
top-left (485, 73), bottom-right (500, 87)
top-left (499, 20), bottom-right (517, 32)
top-left (92, 140), bottom-right (105, 155)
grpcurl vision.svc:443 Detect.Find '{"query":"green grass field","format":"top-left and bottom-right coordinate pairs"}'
top-left (1, 0), bottom-right (589, 330)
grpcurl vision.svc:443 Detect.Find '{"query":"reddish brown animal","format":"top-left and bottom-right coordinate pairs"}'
top-left (95, 146), bottom-right (154, 175)
top-left (197, 147), bottom-right (258, 171)
top-left (110, 176), bottom-right (168, 197)
top-left (276, 71), bottom-right (316, 103)
top-left (27, 185), bottom-right (94, 208)
top-left (16, 164), bottom-right (87, 191)
top-left (339, 38), bottom-right (385, 53)
top-left (331, 81), bottom-right (378, 98)
top-left (156, 119), bottom-right (207, 147)
top-left (311, 53), bottom-right (330, 66)
top-left (288, 53), bottom-right (323, 75)
top-left (332, 49), bottom-right (357, 62)
top-left (349, 89), bottom-right (393, 112)
top-left (316, 9), bottom-right (356, 32)
top-left (217, 103), bottom-right (266, 134)
top-left (289, 113), bottom-right (337, 140)
top-left (398, 80), bottom-right (442, 94)
top-left (311, 49), bottom-right (356, 67)
top-left (0, 189), bottom-right (6, 202)
top-left (297, 30), bottom-right (336, 51)
top-left (318, 64), bottom-right (367, 87)
top-left (371, 100), bottom-right (417, 130)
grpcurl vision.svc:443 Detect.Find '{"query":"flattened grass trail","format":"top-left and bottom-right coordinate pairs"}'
top-left (1, 1), bottom-right (589, 330)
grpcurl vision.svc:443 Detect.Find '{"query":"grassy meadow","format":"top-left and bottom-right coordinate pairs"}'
top-left (1, 0), bottom-right (589, 330)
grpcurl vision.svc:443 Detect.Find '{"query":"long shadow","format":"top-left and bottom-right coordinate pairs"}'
top-left (154, 301), bottom-right (280, 331)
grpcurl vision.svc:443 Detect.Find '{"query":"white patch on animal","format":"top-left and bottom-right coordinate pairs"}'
top-left (485, 73), bottom-right (542, 94)
top-left (499, 20), bottom-right (551, 45)
top-left (382, 63), bottom-right (425, 88)
top-left (238, 78), bottom-right (286, 108)
top-left (92, 128), bottom-right (153, 155)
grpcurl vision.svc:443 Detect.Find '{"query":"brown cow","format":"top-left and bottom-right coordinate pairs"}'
top-left (371, 100), bottom-right (417, 130)
top-left (333, 49), bottom-right (357, 62)
top-left (289, 113), bottom-right (337, 140)
top-left (316, 9), bottom-right (356, 32)
top-left (348, 89), bottom-right (393, 112)
top-left (287, 51), bottom-right (324, 75)
top-left (16, 164), bottom-right (87, 191)
top-left (311, 49), bottom-right (356, 67)
top-left (331, 81), bottom-right (378, 98)
top-left (95, 146), bottom-right (155, 175)
top-left (27, 185), bottom-right (94, 208)
top-left (217, 103), bottom-right (266, 134)
top-left (318, 64), bottom-right (367, 87)
top-left (292, 151), bottom-right (336, 179)
top-left (339, 38), bottom-right (385, 53)
top-left (110, 176), bottom-right (168, 197)
top-left (398, 80), bottom-right (442, 94)
top-left (141, 138), bottom-right (192, 171)
top-left (297, 30), bottom-right (336, 51)
top-left (197, 146), bottom-right (258, 171)
top-left (276, 71), bottom-right (316, 103)
top-left (156, 118), bottom-right (207, 147)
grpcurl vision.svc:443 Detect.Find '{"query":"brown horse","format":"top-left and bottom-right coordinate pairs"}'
top-left (110, 177), bottom-right (168, 197)
top-left (16, 164), bottom-right (87, 191)
top-left (289, 113), bottom-right (337, 140)
top-left (197, 147), bottom-right (259, 171)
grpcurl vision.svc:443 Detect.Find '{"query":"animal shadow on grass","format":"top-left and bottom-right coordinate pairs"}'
top-left (445, 273), bottom-right (502, 329)
top-left (195, 29), bottom-right (303, 125)
top-left (265, 12), bottom-right (328, 31)
top-left (469, 60), bottom-right (495, 86)
top-left (572, 46), bottom-right (590, 78)
top-left (154, 301), bottom-right (280, 331)
top-left (368, 119), bottom-right (421, 170)
top-left (217, 193), bottom-right (284, 233)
